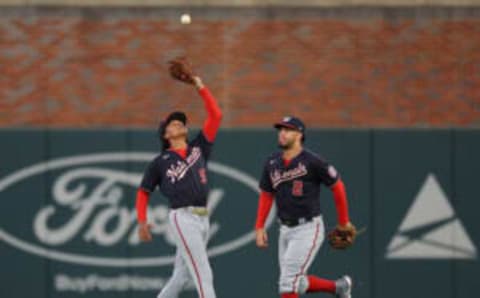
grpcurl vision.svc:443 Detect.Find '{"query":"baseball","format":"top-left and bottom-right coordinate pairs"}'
top-left (180, 13), bottom-right (191, 25)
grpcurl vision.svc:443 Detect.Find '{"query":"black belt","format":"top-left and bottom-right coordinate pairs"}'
top-left (279, 216), bottom-right (314, 227)
top-left (171, 203), bottom-right (206, 210)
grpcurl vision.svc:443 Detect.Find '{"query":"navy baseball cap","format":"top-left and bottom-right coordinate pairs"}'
top-left (164, 111), bottom-right (187, 126)
top-left (274, 116), bottom-right (306, 133)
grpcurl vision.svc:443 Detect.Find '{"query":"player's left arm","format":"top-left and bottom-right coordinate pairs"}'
top-left (330, 178), bottom-right (352, 228)
top-left (329, 178), bottom-right (358, 248)
top-left (314, 158), bottom-right (353, 228)
top-left (314, 156), bottom-right (357, 247)
top-left (193, 77), bottom-right (223, 142)
top-left (168, 56), bottom-right (222, 142)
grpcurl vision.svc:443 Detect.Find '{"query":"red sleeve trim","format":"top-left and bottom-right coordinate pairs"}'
top-left (255, 191), bottom-right (274, 229)
top-left (199, 87), bottom-right (222, 142)
top-left (136, 189), bottom-right (150, 223)
top-left (331, 179), bottom-right (350, 225)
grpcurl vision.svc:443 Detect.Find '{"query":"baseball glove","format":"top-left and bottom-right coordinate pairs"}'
top-left (168, 56), bottom-right (196, 85)
top-left (328, 223), bottom-right (357, 249)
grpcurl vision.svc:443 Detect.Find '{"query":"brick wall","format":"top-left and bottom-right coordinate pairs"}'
top-left (0, 7), bottom-right (479, 128)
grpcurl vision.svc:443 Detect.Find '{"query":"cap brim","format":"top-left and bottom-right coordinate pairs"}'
top-left (274, 122), bottom-right (299, 130)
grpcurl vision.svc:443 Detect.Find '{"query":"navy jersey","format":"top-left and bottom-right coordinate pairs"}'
top-left (140, 132), bottom-right (213, 209)
top-left (259, 149), bottom-right (339, 221)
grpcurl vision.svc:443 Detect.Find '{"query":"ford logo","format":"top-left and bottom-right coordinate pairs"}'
top-left (0, 152), bottom-right (275, 268)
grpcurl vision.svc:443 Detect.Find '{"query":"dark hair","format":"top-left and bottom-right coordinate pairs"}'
top-left (157, 121), bottom-right (169, 151)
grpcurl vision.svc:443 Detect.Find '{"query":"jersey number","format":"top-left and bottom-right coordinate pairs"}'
top-left (199, 168), bottom-right (208, 184)
top-left (292, 180), bottom-right (303, 196)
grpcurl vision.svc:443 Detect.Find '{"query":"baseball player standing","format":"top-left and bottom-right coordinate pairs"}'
top-left (255, 116), bottom-right (357, 298)
top-left (136, 57), bottom-right (222, 298)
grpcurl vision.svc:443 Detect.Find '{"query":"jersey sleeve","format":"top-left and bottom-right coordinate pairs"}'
top-left (259, 159), bottom-right (274, 193)
top-left (199, 87), bottom-right (222, 142)
top-left (136, 189), bottom-right (150, 223)
top-left (190, 131), bottom-right (214, 161)
top-left (313, 155), bottom-right (340, 187)
top-left (140, 158), bottom-right (162, 192)
top-left (255, 191), bottom-right (274, 229)
top-left (331, 179), bottom-right (350, 225)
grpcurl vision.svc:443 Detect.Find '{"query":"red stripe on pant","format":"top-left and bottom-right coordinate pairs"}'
top-left (173, 212), bottom-right (205, 298)
top-left (291, 222), bottom-right (320, 292)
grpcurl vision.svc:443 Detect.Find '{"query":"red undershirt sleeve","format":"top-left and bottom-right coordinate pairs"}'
top-left (136, 189), bottom-right (150, 223)
top-left (255, 191), bottom-right (274, 229)
top-left (199, 87), bottom-right (223, 142)
top-left (331, 179), bottom-right (350, 226)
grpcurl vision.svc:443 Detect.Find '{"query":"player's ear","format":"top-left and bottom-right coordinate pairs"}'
top-left (295, 131), bottom-right (302, 142)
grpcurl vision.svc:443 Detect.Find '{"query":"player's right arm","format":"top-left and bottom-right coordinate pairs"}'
top-left (255, 191), bottom-right (274, 249)
top-left (255, 158), bottom-right (275, 249)
top-left (136, 189), bottom-right (152, 242)
top-left (136, 158), bottom-right (162, 243)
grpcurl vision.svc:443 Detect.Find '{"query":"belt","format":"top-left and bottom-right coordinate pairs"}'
top-left (182, 206), bottom-right (209, 217)
top-left (279, 216), bottom-right (314, 227)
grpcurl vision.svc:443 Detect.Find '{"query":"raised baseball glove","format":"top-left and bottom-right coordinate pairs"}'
top-left (168, 56), bottom-right (196, 85)
top-left (328, 223), bottom-right (357, 249)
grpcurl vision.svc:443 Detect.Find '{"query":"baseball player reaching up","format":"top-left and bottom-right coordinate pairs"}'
top-left (136, 57), bottom-right (222, 298)
top-left (255, 116), bottom-right (357, 298)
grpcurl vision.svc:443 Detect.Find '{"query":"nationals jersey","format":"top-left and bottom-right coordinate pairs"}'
top-left (259, 149), bottom-right (339, 222)
top-left (140, 132), bottom-right (213, 209)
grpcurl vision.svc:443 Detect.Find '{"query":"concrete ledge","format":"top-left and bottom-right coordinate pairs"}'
top-left (0, 0), bottom-right (480, 7)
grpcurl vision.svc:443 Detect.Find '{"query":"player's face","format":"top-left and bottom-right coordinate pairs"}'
top-left (278, 127), bottom-right (301, 149)
top-left (164, 120), bottom-right (188, 140)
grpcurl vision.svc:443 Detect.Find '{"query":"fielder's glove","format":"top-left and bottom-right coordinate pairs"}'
top-left (168, 56), bottom-right (196, 85)
top-left (328, 222), bottom-right (357, 249)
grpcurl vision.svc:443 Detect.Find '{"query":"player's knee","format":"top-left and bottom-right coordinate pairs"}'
top-left (203, 275), bottom-right (214, 286)
top-left (296, 275), bottom-right (309, 294)
top-left (279, 275), bottom-right (296, 293)
top-left (170, 271), bottom-right (189, 286)
top-left (201, 269), bottom-right (214, 287)
top-left (278, 274), bottom-right (308, 294)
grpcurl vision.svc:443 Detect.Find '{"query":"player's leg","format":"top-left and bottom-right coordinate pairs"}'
top-left (278, 224), bottom-right (289, 274)
top-left (305, 275), bottom-right (352, 298)
top-left (157, 249), bottom-right (191, 298)
top-left (200, 214), bottom-right (218, 297)
top-left (331, 275), bottom-right (353, 298)
top-left (278, 226), bottom-right (293, 298)
top-left (306, 274), bottom-right (353, 297)
top-left (278, 218), bottom-right (324, 297)
top-left (279, 217), bottom-right (352, 297)
top-left (170, 210), bottom-right (216, 298)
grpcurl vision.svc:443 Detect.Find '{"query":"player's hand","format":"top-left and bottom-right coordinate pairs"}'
top-left (193, 76), bottom-right (205, 89)
top-left (255, 228), bottom-right (268, 249)
top-left (138, 222), bottom-right (153, 242)
top-left (337, 221), bottom-right (355, 231)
